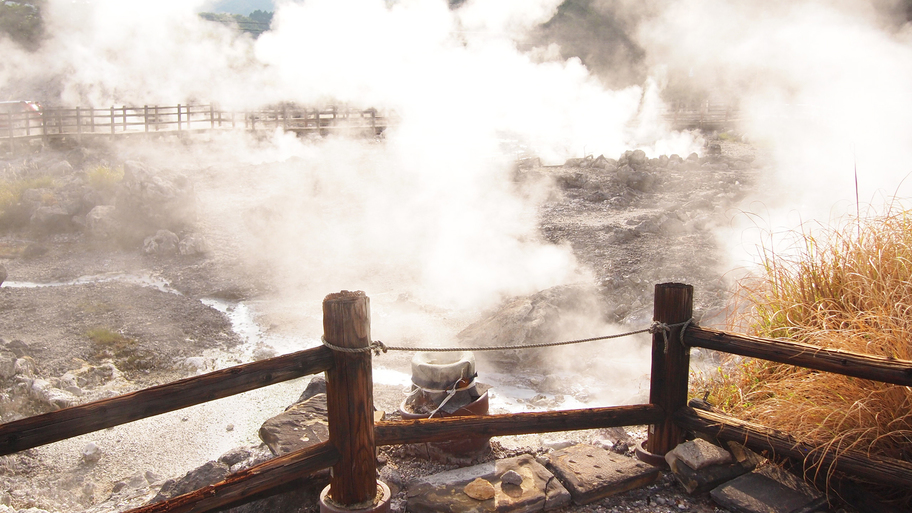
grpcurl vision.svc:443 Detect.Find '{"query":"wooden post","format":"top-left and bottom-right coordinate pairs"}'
top-left (210, 104), bottom-right (215, 129)
top-left (646, 283), bottom-right (693, 456)
top-left (122, 106), bottom-right (127, 131)
top-left (144, 105), bottom-right (149, 132)
top-left (90, 107), bottom-right (95, 134)
top-left (177, 104), bottom-right (182, 131)
top-left (323, 290), bottom-right (378, 507)
top-left (110, 107), bottom-right (115, 135)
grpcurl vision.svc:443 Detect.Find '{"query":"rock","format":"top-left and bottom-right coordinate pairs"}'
top-left (616, 164), bottom-right (656, 192)
top-left (148, 461), bottom-right (229, 505)
top-left (291, 375), bottom-right (327, 407)
top-left (464, 478), bottom-right (496, 501)
top-left (558, 171), bottom-right (587, 189)
top-left (546, 443), bottom-right (660, 505)
top-left (0, 264), bottom-right (5, 286)
top-left (180, 356), bottom-right (208, 373)
top-left (628, 149), bottom-right (648, 168)
top-left (501, 470), bottom-right (523, 486)
top-left (143, 229), bottom-right (180, 256)
top-left (46, 160), bottom-right (73, 176)
top-left (116, 162), bottom-right (197, 239)
top-left (667, 438), bottom-right (733, 470)
top-left (457, 284), bottom-right (606, 368)
top-left (178, 234), bottom-right (207, 256)
top-left (13, 357), bottom-right (36, 378)
top-left (710, 464), bottom-right (828, 513)
top-left (407, 454), bottom-right (570, 513)
top-left (258, 393), bottom-right (329, 456)
top-left (82, 442), bottom-right (102, 464)
top-left (85, 205), bottom-right (119, 239)
top-left (30, 205), bottom-right (72, 233)
top-left (666, 452), bottom-right (757, 495)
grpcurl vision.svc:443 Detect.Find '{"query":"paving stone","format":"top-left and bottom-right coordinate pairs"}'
top-left (711, 464), bottom-right (828, 513)
top-left (258, 393), bottom-right (328, 456)
top-left (668, 438), bottom-right (733, 470)
top-left (545, 443), bottom-right (660, 505)
top-left (406, 454), bottom-right (570, 513)
top-left (665, 439), bottom-right (764, 494)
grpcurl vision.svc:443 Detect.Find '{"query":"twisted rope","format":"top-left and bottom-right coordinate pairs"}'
top-left (321, 320), bottom-right (695, 356)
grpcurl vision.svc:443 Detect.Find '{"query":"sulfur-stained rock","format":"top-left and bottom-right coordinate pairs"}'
top-left (407, 454), bottom-right (570, 513)
top-left (464, 478), bottom-right (495, 501)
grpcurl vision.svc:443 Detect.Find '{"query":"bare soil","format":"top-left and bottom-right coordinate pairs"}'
top-left (0, 137), bottom-right (767, 512)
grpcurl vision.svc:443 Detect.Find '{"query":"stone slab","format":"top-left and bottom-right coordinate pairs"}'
top-left (545, 443), bottom-right (660, 505)
top-left (406, 454), bottom-right (570, 513)
top-left (711, 465), bottom-right (828, 513)
top-left (258, 393), bottom-right (329, 456)
top-left (665, 439), bottom-right (764, 494)
top-left (668, 438), bottom-right (733, 470)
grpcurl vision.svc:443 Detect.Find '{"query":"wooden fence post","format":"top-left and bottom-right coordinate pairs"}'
top-left (322, 290), bottom-right (379, 508)
top-left (646, 283), bottom-right (693, 456)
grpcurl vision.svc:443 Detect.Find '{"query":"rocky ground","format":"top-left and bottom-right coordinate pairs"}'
top-left (0, 133), bottom-right (774, 512)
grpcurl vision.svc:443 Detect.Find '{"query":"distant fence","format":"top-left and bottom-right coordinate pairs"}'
top-left (0, 104), bottom-right (389, 147)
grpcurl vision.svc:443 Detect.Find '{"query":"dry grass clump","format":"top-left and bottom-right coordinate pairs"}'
top-left (710, 208), bottom-right (912, 466)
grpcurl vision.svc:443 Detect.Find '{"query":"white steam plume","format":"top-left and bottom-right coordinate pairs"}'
top-left (638, 0), bottom-right (912, 248)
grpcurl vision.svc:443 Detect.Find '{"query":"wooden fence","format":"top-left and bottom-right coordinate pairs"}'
top-left (0, 284), bottom-right (909, 512)
top-left (0, 104), bottom-right (388, 146)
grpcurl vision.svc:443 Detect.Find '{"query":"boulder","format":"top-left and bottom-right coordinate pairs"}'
top-left (0, 264), bottom-right (5, 287)
top-left (147, 461), bottom-right (229, 505)
top-left (85, 205), bottom-right (120, 239)
top-left (178, 234), bottom-right (207, 256)
top-left (258, 393), bottom-right (329, 456)
top-left (143, 230), bottom-right (180, 256)
top-left (457, 284), bottom-right (606, 368)
top-left (30, 205), bottom-right (72, 233)
top-left (114, 161), bottom-right (197, 243)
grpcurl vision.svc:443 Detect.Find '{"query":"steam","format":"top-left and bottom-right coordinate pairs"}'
top-left (5, 0), bottom-right (908, 394)
top-left (637, 0), bottom-right (912, 254)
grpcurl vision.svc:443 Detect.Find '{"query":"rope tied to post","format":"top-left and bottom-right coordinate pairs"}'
top-left (320, 319), bottom-right (696, 355)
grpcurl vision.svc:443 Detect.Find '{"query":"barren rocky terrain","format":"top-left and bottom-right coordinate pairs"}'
top-left (0, 133), bottom-right (768, 512)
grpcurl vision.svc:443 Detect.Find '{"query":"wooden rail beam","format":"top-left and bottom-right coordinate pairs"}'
top-left (674, 406), bottom-right (912, 489)
top-left (124, 441), bottom-right (339, 513)
top-left (0, 346), bottom-right (333, 456)
top-left (374, 404), bottom-right (664, 446)
top-left (684, 326), bottom-right (912, 387)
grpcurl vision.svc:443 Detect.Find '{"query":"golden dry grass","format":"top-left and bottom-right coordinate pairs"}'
top-left (704, 208), bottom-right (912, 467)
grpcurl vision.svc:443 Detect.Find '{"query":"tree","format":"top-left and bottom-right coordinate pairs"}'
top-left (248, 9), bottom-right (272, 24)
top-left (0, 0), bottom-right (44, 50)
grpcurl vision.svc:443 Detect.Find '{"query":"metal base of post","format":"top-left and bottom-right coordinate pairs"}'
top-left (319, 481), bottom-right (391, 513)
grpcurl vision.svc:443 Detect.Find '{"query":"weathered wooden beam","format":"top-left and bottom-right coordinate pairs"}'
top-left (685, 326), bottom-right (912, 387)
top-left (0, 346), bottom-right (333, 456)
top-left (323, 290), bottom-right (377, 507)
top-left (646, 283), bottom-right (693, 455)
top-left (374, 404), bottom-right (664, 446)
top-left (124, 441), bottom-right (339, 513)
top-left (674, 407), bottom-right (912, 489)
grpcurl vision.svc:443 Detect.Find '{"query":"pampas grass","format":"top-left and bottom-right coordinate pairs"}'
top-left (705, 208), bottom-right (912, 477)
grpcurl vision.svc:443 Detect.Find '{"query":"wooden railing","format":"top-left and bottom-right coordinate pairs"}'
top-left (0, 104), bottom-right (389, 145)
top-left (0, 284), bottom-right (908, 512)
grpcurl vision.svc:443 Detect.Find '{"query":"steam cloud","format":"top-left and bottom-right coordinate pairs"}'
top-left (2, 0), bottom-right (911, 374)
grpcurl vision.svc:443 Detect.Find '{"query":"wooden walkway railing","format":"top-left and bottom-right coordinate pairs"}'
top-left (0, 284), bottom-right (908, 512)
top-left (0, 104), bottom-right (389, 146)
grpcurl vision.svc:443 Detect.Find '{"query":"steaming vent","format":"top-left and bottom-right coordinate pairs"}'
top-left (400, 351), bottom-right (491, 460)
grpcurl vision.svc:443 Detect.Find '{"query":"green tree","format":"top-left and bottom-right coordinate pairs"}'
top-left (0, 0), bottom-right (44, 50)
top-left (248, 9), bottom-right (272, 24)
